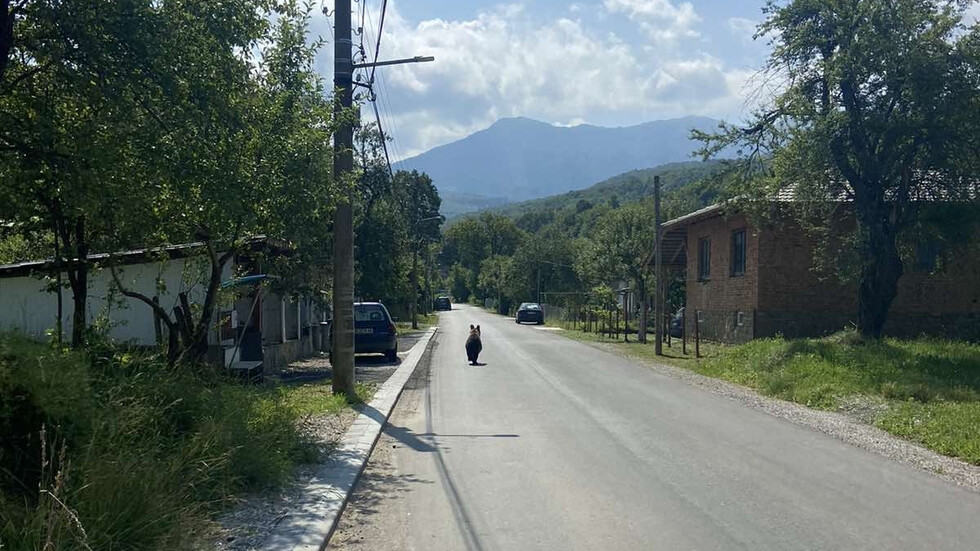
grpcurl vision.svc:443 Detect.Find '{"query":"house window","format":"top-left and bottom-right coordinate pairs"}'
top-left (731, 229), bottom-right (746, 277)
top-left (914, 239), bottom-right (941, 273)
top-left (698, 237), bottom-right (711, 281)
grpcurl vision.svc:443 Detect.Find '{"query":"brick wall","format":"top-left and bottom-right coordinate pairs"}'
top-left (684, 213), bottom-right (759, 343)
top-left (679, 210), bottom-right (980, 342)
top-left (754, 216), bottom-right (980, 340)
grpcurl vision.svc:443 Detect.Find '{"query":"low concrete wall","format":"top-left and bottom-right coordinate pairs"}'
top-left (264, 337), bottom-right (316, 374)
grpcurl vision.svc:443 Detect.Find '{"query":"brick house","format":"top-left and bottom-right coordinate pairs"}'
top-left (654, 203), bottom-right (980, 343)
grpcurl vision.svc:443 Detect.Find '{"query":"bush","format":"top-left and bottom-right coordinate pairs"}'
top-left (0, 334), bottom-right (314, 550)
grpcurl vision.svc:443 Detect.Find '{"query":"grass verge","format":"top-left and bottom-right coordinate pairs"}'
top-left (543, 319), bottom-right (727, 365)
top-left (551, 324), bottom-right (980, 466)
top-left (0, 333), bottom-right (365, 550)
top-left (395, 313), bottom-right (438, 332)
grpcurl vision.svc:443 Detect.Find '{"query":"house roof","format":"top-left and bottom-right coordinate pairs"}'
top-left (0, 236), bottom-right (291, 279)
top-left (662, 203), bottom-right (724, 230)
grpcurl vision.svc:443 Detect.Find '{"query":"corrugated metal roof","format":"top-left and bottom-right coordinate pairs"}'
top-left (0, 236), bottom-right (290, 278)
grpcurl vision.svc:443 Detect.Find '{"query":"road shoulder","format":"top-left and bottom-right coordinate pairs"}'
top-left (262, 327), bottom-right (438, 551)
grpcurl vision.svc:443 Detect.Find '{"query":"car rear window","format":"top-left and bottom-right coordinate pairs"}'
top-left (354, 305), bottom-right (386, 322)
top-left (523, 303), bottom-right (541, 310)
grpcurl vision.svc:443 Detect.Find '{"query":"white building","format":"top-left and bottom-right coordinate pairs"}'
top-left (0, 240), bottom-right (327, 374)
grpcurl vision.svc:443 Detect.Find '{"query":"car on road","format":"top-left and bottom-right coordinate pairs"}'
top-left (434, 296), bottom-right (452, 311)
top-left (354, 302), bottom-right (398, 361)
top-left (516, 302), bottom-right (544, 325)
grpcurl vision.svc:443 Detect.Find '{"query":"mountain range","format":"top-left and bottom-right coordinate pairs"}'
top-left (394, 115), bottom-right (722, 217)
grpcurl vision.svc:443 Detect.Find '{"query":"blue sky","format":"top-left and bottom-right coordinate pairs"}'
top-left (307, 1), bottom-right (974, 162)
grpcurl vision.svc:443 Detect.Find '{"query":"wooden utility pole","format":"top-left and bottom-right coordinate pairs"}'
top-left (332, 0), bottom-right (356, 396)
top-left (654, 175), bottom-right (663, 356)
top-left (411, 238), bottom-right (419, 329)
top-left (330, 4), bottom-right (432, 387)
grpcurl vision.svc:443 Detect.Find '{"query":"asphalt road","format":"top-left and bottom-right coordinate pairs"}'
top-left (329, 304), bottom-right (980, 550)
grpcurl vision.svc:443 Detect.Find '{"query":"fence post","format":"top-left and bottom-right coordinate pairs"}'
top-left (682, 306), bottom-right (687, 356)
top-left (695, 310), bottom-right (701, 359)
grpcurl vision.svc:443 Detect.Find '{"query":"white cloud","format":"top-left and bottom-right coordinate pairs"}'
top-left (603, 0), bottom-right (702, 45)
top-left (965, 3), bottom-right (980, 25)
top-left (727, 17), bottom-right (757, 43)
top-left (336, 1), bottom-right (757, 158)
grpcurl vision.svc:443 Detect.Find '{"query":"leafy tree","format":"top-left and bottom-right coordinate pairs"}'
top-left (441, 213), bottom-right (522, 299)
top-left (0, 0), bottom-right (190, 345)
top-left (696, 0), bottom-right (980, 338)
top-left (448, 263), bottom-right (473, 302)
top-left (578, 203), bottom-right (657, 342)
top-left (505, 228), bottom-right (580, 303)
top-left (478, 255), bottom-right (512, 312)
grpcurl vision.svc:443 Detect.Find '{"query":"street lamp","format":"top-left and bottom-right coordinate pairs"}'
top-left (412, 214), bottom-right (444, 329)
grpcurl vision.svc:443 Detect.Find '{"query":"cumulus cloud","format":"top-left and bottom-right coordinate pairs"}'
top-left (603, 0), bottom-right (701, 44)
top-left (322, 1), bottom-right (759, 159)
top-left (727, 17), bottom-right (758, 43)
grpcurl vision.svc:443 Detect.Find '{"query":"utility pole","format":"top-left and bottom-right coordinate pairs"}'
top-left (654, 175), bottom-right (663, 356)
top-left (331, 0), bottom-right (356, 396)
top-left (411, 215), bottom-right (442, 329)
top-left (331, 2), bottom-right (432, 382)
top-left (411, 238), bottom-right (419, 329)
top-left (536, 265), bottom-right (541, 304)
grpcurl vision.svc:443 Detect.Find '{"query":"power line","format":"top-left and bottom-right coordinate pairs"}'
top-left (363, 5), bottom-right (405, 168)
top-left (362, 2), bottom-right (402, 173)
top-left (369, 0), bottom-right (389, 86)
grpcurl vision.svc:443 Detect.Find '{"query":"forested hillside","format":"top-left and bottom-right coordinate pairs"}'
top-left (437, 160), bottom-right (729, 341)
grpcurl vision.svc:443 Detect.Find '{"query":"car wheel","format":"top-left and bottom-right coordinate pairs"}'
top-left (385, 349), bottom-right (398, 362)
top-left (515, 319), bottom-right (521, 324)
top-left (537, 320), bottom-right (544, 325)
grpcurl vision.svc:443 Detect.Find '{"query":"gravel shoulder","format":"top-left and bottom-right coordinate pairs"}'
top-left (579, 338), bottom-right (980, 494)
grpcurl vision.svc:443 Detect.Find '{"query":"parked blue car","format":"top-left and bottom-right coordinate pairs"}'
top-left (354, 302), bottom-right (398, 361)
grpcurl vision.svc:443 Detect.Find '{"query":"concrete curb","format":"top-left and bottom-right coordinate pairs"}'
top-left (264, 327), bottom-right (438, 551)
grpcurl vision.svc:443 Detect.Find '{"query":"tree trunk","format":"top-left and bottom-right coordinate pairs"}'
top-left (855, 208), bottom-right (903, 339)
top-left (181, 240), bottom-right (234, 365)
top-left (0, 0), bottom-right (14, 83)
top-left (53, 227), bottom-right (63, 347)
top-left (637, 282), bottom-right (648, 344)
top-left (69, 218), bottom-right (88, 347)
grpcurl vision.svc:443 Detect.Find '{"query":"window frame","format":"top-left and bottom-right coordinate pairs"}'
top-left (697, 237), bottom-right (711, 282)
top-left (730, 228), bottom-right (747, 277)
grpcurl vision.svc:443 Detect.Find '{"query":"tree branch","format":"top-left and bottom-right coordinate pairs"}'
top-left (109, 262), bottom-right (176, 331)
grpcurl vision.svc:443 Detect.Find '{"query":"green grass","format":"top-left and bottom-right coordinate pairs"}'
top-left (543, 318), bottom-right (727, 365)
top-left (0, 333), bottom-right (366, 550)
top-left (552, 325), bottom-right (980, 465)
top-left (279, 381), bottom-right (374, 417)
top-left (395, 313), bottom-right (438, 332)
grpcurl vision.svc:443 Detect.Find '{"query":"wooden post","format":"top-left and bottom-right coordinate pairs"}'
top-left (623, 291), bottom-right (629, 343)
top-left (695, 310), bottom-right (701, 359)
top-left (654, 175), bottom-right (663, 356)
top-left (682, 306), bottom-right (687, 355)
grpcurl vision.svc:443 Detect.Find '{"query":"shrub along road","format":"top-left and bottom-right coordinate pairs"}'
top-left (329, 304), bottom-right (980, 550)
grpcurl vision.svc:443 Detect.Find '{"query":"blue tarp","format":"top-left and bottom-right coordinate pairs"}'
top-left (220, 274), bottom-right (278, 289)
